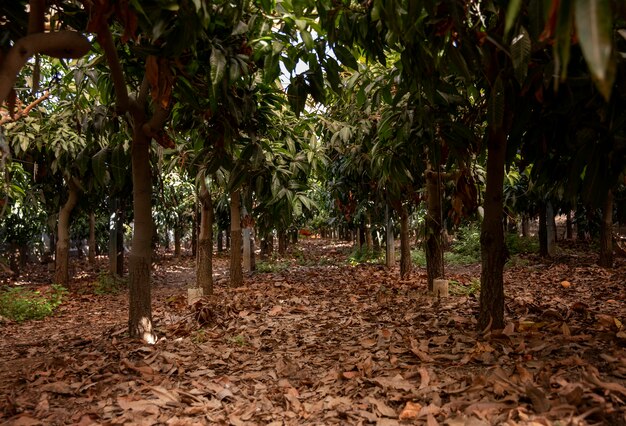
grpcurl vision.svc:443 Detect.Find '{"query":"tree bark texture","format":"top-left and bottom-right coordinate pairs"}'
top-left (229, 190), bottom-right (243, 287)
top-left (425, 170), bottom-right (444, 292)
top-left (128, 129), bottom-right (155, 342)
top-left (478, 126), bottom-right (507, 332)
top-left (55, 177), bottom-right (80, 286)
top-left (538, 202), bottom-right (548, 257)
top-left (399, 204), bottom-right (411, 279)
top-left (599, 190), bottom-right (614, 268)
top-left (196, 179), bottom-right (213, 294)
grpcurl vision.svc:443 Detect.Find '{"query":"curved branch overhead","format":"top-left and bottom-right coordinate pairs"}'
top-left (0, 31), bottom-right (91, 106)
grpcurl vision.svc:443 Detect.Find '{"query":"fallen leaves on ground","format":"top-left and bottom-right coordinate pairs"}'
top-left (0, 240), bottom-right (625, 425)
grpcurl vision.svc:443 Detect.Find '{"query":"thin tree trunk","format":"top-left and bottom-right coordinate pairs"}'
top-left (546, 201), bottom-right (556, 256)
top-left (385, 203), bottom-right (395, 268)
top-left (55, 177), bottom-right (80, 286)
top-left (191, 201), bottom-right (198, 257)
top-left (196, 178), bottom-right (213, 294)
top-left (365, 212), bottom-right (373, 251)
top-left (128, 128), bottom-right (155, 342)
top-left (521, 214), bottom-right (530, 237)
top-left (278, 229), bottom-right (287, 255)
top-left (109, 197), bottom-right (119, 275)
top-left (174, 225), bottom-right (181, 258)
top-left (539, 202), bottom-right (548, 257)
top-left (242, 207), bottom-right (252, 272)
top-left (565, 211), bottom-right (573, 240)
top-left (425, 170), bottom-right (444, 292)
top-left (88, 210), bottom-right (96, 265)
top-left (229, 190), bottom-right (243, 287)
top-left (599, 190), bottom-right (614, 268)
top-left (478, 125), bottom-right (507, 332)
top-left (399, 204), bottom-right (411, 279)
top-left (217, 228), bottom-right (223, 252)
top-left (116, 200), bottom-right (124, 275)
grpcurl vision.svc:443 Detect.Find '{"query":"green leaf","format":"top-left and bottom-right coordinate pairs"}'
top-left (575, 0), bottom-right (614, 100)
top-left (92, 147), bottom-right (109, 186)
top-left (505, 0), bottom-right (523, 36)
top-left (232, 21), bottom-right (248, 36)
top-left (301, 30), bottom-right (314, 49)
top-left (554, 0), bottom-right (573, 81)
top-left (210, 48), bottom-right (227, 89)
top-left (334, 45), bottom-right (358, 70)
top-left (511, 27), bottom-right (531, 84)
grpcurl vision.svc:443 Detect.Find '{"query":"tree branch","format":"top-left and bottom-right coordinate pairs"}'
top-left (142, 105), bottom-right (170, 137)
top-left (0, 31), bottom-right (91, 105)
top-left (0, 90), bottom-right (50, 125)
top-left (28, 0), bottom-right (46, 34)
top-left (136, 74), bottom-right (150, 107)
top-left (96, 24), bottom-right (130, 113)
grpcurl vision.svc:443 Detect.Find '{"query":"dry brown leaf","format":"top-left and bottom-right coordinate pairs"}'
top-left (268, 305), bottom-right (282, 316)
top-left (366, 396), bottom-right (397, 418)
top-left (398, 401), bottom-right (422, 419)
top-left (373, 374), bottom-right (414, 391)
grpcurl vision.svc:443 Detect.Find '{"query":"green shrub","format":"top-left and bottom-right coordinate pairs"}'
top-left (0, 284), bottom-right (67, 322)
top-left (411, 249), bottom-right (478, 267)
top-left (256, 260), bottom-right (291, 273)
top-left (451, 224), bottom-right (481, 259)
top-left (348, 247), bottom-right (383, 265)
top-left (449, 278), bottom-right (480, 296)
top-left (94, 273), bottom-right (127, 295)
top-left (505, 233), bottom-right (539, 255)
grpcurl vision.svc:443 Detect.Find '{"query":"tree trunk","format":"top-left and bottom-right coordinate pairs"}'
top-left (229, 190), bottom-right (243, 287)
top-left (521, 214), bottom-right (530, 237)
top-left (385, 203), bottom-right (395, 268)
top-left (191, 202), bottom-right (198, 257)
top-left (539, 202), bottom-right (548, 257)
top-left (425, 170), bottom-right (444, 292)
top-left (478, 125), bottom-right (507, 332)
top-left (399, 204), bottom-right (411, 279)
top-left (261, 232), bottom-right (273, 260)
top-left (278, 229), bottom-right (287, 255)
top-left (174, 225), bottom-right (181, 258)
top-left (55, 177), bottom-right (80, 286)
top-left (217, 228), bottom-right (224, 252)
top-left (196, 178), bottom-right (213, 294)
top-left (565, 211), bottom-right (573, 240)
top-left (128, 128), bottom-right (155, 342)
top-left (291, 229), bottom-right (298, 244)
top-left (546, 201), bottom-right (556, 256)
top-left (88, 210), bottom-right (96, 265)
top-left (599, 190), bottom-right (614, 268)
top-left (365, 212), bottom-right (373, 251)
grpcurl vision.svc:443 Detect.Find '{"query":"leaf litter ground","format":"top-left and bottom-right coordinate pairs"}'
top-left (1, 239), bottom-right (625, 425)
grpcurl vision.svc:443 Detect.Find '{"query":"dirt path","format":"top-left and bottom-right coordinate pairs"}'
top-left (1, 240), bottom-right (625, 425)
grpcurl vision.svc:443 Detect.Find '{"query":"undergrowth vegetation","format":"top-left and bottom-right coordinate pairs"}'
top-left (0, 284), bottom-right (66, 322)
top-left (92, 273), bottom-right (127, 295)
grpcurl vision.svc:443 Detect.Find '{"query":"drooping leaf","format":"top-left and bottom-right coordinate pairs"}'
top-left (334, 45), bottom-right (358, 70)
top-left (210, 48), bottom-right (227, 89)
top-left (575, 0), bottom-right (614, 100)
top-left (554, 0), bottom-right (573, 82)
top-left (91, 147), bottom-right (109, 186)
top-left (505, 0), bottom-right (523, 36)
top-left (511, 27), bottom-right (531, 84)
